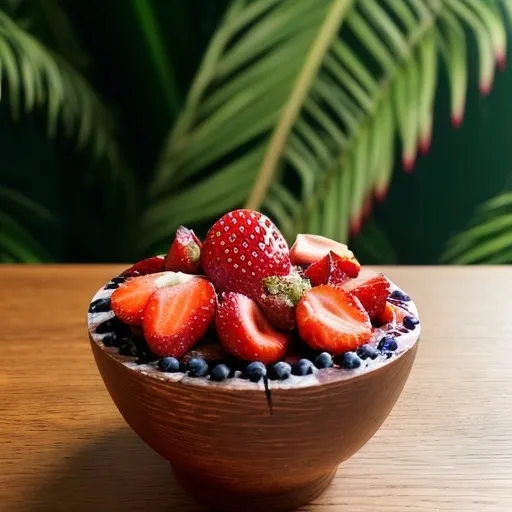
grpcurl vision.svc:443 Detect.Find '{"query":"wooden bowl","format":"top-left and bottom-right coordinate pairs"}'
top-left (89, 327), bottom-right (419, 512)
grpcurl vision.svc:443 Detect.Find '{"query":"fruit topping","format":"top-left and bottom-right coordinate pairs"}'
top-left (292, 358), bottom-right (315, 376)
top-left (210, 364), bottom-right (231, 382)
top-left (403, 315), bottom-right (419, 330)
top-left (215, 292), bottom-right (290, 364)
top-left (89, 297), bottom-right (111, 314)
top-left (246, 361), bottom-right (267, 382)
top-left (372, 302), bottom-right (395, 326)
top-left (186, 357), bottom-right (209, 377)
top-left (342, 351), bottom-right (361, 369)
top-left (165, 226), bottom-right (203, 274)
top-left (315, 352), bottom-right (333, 369)
top-left (143, 278), bottom-right (216, 358)
top-left (271, 361), bottom-right (292, 380)
top-left (296, 285), bottom-right (372, 354)
top-left (389, 289), bottom-right (411, 301)
top-left (304, 250), bottom-right (360, 287)
top-left (341, 268), bottom-right (390, 319)
top-left (123, 256), bottom-right (166, 276)
top-left (358, 344), bottom-right (380, 360)
top-left (158, 356), bottom-right (181, 373)
top-left (111, 272), bottom-right (199, 325)
top-left (256, 269), bottom-right (311, 330)
top-left (182, 344), bottom-right (227, 364)
top-left (290, 234), bottom-right (358, 269)
top-left (378, 336), bottom-right (398, 352)
top-left (201, 209), bottom-right (291, 298)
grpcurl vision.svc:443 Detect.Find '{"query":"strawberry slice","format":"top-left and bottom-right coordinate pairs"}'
top-left (304, 251), bottom-right (359, 286)
top-left (373, 302), bottom-right (395, 326)
top-left (143, 278), bottom-right (216, 358)
top-left (296, 285), bottom-right (372, 353)
top-left (201, 209), bottom-right (291, 298)
top-left (165, 226), bottom-right (202, 274)
top-left (111, 271), bottom-right (198, 325)
top-left (123, 256), bottom-right (165, 276)
top-left (342, 268), bottom-right (390, 319)
top-left (216, 292), bottom-right (290, 364)
top-left (290, 234), bottom-right (359, 272)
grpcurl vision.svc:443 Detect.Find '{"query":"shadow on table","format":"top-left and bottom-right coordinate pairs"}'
top-left (28, 428), bottom-right (206, 512)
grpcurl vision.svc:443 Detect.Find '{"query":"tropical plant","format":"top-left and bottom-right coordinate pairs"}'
top-left (0, 0), bottom-right (511, 263)
top-left (442, 191), bottom-right (512, 263)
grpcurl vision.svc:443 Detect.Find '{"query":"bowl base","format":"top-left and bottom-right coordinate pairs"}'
top-left (172, 463), bottom-right (337, 512)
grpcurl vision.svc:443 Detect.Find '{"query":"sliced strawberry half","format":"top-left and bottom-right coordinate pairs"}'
top-left (143, 278), bottom-right (216, 358)
top-left (165, 226), bottom-right (202, 274)
top-left (304, 250), bottom-right (359, 286)
top-left (216, 292), bottom-right (290, 364)
top-left (290, 234), bottom-right (359, 272)
top-left (111, 271), bottom-right (199, 325)
top-left (123, 256), bottom-right (165, 276)
top-left (342, 268), bottom-right (390, 319)
top-left (296, 285), bottom-right (372, 354)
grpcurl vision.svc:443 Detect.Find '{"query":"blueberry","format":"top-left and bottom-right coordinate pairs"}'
top-left (119, 339), bottom-right (138, 357)
top-left (104, 282), bottom-right (120, 290)
top-left (89, 298), bottom-right (111, 313)
top-left (390, 289), bottom-right (411, 301)
top-left (272, 362), bottom-right (292, 380)
top-left (95, 320), bottom-right (114, 335)
top-left (247, 361), bottom-right (267, 382)
top-left (187, 358), bottom-right (209, 377)
top-left (158, 357), bottom-right (180, 373)
top-left (403, 315), bottom-right (419, 330)
top-left (378, 336), bottom-right (398, 352)
top-left (111, 276), bottom-right (127, 284)
top-left (210, 364), bottom-right (231, 382)
top-left (315, 352), bottom-right (333, 369)
top-left (293, 359), bottom-right (315, 376)
top-left (358, 344), bottom-right (380, 360)
top-left (102, 333), bottom-right (117, 347)
top-left (342, 352), bottom-right (361, 369)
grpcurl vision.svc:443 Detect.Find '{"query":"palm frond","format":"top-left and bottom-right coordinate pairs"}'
top-left (142, 0), bottom-right (507, 250)
top-left (0, 184), bottom-right (53, 262)
top-left (0, 9), bottom-right (121, 173)
top-left (441, 191), bottom-right (512, 264)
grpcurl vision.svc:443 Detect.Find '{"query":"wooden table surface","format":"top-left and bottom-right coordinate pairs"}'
top-left (1, 265), bottom-right (512, 512)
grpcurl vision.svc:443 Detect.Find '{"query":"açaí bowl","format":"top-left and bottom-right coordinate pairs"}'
top-left (88, 267), bottom-right (420, 512)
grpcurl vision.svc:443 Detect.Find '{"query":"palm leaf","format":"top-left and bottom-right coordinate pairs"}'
top-left (143, 0), bottom-right (507, 250)
top-left (0, 9), bottom-right (121, 173)
top-left (441, 191), bottom-right (512, 264)
top-left (0, 184), bottom-right (53, 262)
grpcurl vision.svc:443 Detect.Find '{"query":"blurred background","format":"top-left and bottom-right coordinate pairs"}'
top-left (1, 0), bottom-right (511, 265)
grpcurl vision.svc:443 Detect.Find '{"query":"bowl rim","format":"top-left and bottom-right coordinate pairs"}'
top-left (87, 269), bottom-right (421, 392)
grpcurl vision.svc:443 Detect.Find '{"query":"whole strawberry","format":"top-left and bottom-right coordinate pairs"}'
top-left (201, 209), bottom-right (291, 298)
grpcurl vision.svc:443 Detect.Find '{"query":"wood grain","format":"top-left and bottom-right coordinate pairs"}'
top-left (1, 265), bottom-right (512, 511)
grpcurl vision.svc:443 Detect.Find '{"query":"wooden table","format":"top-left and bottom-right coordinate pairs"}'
top-left (1, 265), bottom-right (512, 511)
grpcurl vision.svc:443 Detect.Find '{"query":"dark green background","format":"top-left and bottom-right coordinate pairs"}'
top-left (1, 1), bottom-right (510, 263)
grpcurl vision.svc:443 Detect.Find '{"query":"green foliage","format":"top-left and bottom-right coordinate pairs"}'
top-left (442, 192), bottom-right (512, 264)
top-left (143, 0), bottom-right (509, 254)
top-left (0, 0), bottom-right (510, 263)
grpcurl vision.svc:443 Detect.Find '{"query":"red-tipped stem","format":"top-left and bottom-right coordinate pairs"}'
top-left (497, 50), bottom-right (507, 72)
top-left (362, 194), bottom-right (373, 220)
top-left (479, 78), bottom-right (493, 96)
top-left (350, 214), bottom-right (362, 237)
top-left (402, 152), bottom-right (416, 174)
top-left (419, 125), bottom-right (432, 155)
top-left (374, 183), bottom-right (389, 204)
